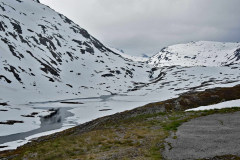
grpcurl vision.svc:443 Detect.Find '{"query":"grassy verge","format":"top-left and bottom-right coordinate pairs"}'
top-left (1, 107), bottom-right (240, 160)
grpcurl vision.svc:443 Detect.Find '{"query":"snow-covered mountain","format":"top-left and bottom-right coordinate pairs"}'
top-left (0, 0), bottom-right (151, 103)
top-left (149, 41), bottom-right (240, 67)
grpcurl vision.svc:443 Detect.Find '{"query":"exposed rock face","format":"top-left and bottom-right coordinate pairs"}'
top-left (33, 0), bottom-right (40, 3)
top-left (234, 48), bottom-right (240, 61)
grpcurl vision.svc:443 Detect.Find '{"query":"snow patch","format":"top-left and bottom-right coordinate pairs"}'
top-left (186, 99), bottom-right (240, 111)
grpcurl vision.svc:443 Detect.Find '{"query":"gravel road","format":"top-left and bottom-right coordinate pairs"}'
top-left (163, 111), bottom-right (240, 160)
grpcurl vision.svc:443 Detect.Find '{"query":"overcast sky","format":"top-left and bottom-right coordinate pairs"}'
top-left (40, 0), bottom-right (240, 56)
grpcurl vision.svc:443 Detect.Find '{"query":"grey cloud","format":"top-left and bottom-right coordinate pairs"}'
top-left (40, 0), bottom-right (240, 56)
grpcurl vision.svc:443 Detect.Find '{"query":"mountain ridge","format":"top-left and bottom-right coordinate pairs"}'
top-left (149, 41), bottom-right (240, 67)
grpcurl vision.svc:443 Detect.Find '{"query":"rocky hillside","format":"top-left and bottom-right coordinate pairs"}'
top-left (0, 0), bottom-right (151, 103)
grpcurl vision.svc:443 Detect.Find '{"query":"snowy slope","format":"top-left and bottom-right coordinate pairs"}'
top-left (149, 41), bottom-right (240, 67)
top-left (0, 0), bottom-right (150, 104)
top-left (186, 99), bottom-right (240, 111)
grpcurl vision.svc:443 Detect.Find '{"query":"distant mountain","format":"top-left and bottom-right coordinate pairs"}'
top-left (109, 47), bottom-right (148, 62)
top-left (149, 41), bottom-right (240, 67)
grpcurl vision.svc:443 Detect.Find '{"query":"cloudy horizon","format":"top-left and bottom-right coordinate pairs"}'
top-left (40, 0), bottom-right (240, 56)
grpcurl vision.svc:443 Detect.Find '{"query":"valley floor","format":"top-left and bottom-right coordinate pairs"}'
top-left (0, 85), bottom-right (240, 160)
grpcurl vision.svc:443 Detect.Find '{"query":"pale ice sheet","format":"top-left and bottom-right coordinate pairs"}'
top-left (0, 106), bottom-right (53, 136)
top-left (0, 126), bottom-right (72, 151)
